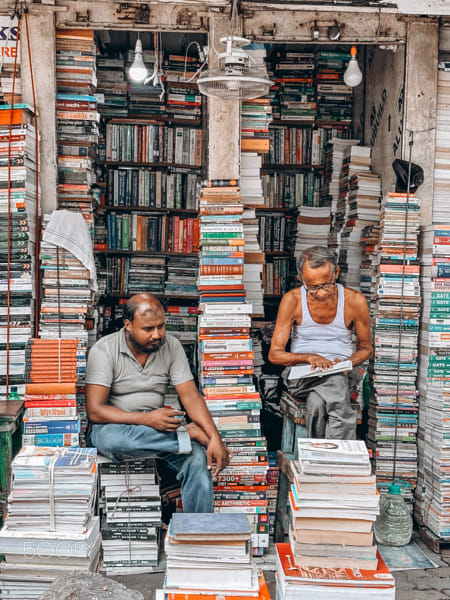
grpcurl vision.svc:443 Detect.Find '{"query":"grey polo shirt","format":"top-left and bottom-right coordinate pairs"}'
top-left (85, 328), bottom-right (194, 412)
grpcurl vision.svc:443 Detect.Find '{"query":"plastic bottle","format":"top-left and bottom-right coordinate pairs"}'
top-left (7, 386), bottom-right (20, 401)
top-left (374, 479), bottom-right (412, 546)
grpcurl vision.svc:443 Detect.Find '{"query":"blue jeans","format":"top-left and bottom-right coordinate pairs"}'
top-left (88, 423), bottom-right (213, 513)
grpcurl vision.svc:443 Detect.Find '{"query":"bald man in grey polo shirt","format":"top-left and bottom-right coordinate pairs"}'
top-left (86, 293), bottom-right (230, 513)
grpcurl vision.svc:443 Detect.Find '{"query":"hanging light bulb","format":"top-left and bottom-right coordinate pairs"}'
top-left (129, 37), bottom-right (148, 82)
top-left (344, 46), bottom-right (363, 88)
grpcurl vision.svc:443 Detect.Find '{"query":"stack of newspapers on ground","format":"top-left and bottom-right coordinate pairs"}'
top-left (0, 446), bottom-right (99, 599)
top-left (276, 438), bottom-right (395, 599)
top-left (98, 457), bottom-right (161, 574)
top-left (156, 512), bottom-right (270, 600)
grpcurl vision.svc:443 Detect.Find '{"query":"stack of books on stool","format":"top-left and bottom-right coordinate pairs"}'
top-left (157, 512), bottom-right (269, 599)
top-left (276, 438), bottom-right (395, 599)
top-left (98, 456), bottom-right (162, 575)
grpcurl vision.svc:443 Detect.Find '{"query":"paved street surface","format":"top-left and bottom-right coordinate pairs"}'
top-left (111, 533), bottom-right (450, 600)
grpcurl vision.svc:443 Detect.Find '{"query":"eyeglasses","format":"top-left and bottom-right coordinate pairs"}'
top-left (302, 279), bottom-right (336, 294)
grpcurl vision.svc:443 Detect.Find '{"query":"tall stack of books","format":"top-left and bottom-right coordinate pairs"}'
top-left (96, 55), bottom-right (128, 118)
top-left (433, 63), bottom-right (450, 223)
top-left (55, 29), bottom-right (99, 237)
top-left (22, 338), bottom-right (80, 447)
top-left (0, 105), bottom-right (38, 400)
top-left (0, 446), bottom-right (100, 598)
top-left (416, 224), bottom-right (450, 535)
top-left (197, 184), bottom-right (269, 554)
top-left (276, 438), bottom-right (395, 600)
top-left (98, 458), bottom-right (161, 575)
top-left (315, 51), bottom-right (352, 124)
top-left (159, 512), bottom-right (268, 598)
top-left (339, 169), bottom-right (381, 291)
top-left (368, 192), bottom-right (421, 499)
top-left (324, 137), bottom-right (359, 255)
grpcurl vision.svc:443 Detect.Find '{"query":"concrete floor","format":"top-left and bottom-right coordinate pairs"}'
top-left (111, 534), bottom-right (450, 600)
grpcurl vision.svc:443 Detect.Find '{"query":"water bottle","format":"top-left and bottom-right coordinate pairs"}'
top-left (7, 386), bottom-right (20, 401)
top-left (374, 479), bottom-right (412, 546)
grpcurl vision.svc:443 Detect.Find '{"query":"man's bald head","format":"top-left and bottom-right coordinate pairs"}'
top-left (123, 293), bottom-right (165, 323)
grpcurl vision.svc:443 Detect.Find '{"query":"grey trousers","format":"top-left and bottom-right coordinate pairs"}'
top-left (282, 370), bottom-right (356, 440)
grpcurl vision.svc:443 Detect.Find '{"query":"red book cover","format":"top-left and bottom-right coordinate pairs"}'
top-left (173, 216), bottom-right (180, 253)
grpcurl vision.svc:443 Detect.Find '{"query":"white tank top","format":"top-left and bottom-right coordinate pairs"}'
top-left (290, 283), bottom-right (353, 361)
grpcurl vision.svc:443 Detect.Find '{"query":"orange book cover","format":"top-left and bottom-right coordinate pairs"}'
top-left (136, 214), bottom-right (143, 251)
top-left (25, 383), bottom-right (77, 395)
top-left (202, 351), bottom-right (255, 361)
top-left (199, 265), bottom-right (244, 276)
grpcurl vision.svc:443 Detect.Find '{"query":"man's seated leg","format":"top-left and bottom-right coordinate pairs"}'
top-left (306, 390), bottom-right (327, 438)
top-left (88, 423), bottom-right (191, 462)
top-left (324, 372), bottom-right (356, 440)
top-left (162, 441), bottom-right (213, 513)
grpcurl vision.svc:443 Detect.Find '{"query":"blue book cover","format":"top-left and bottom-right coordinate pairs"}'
top-left (22, 433), bottom-right (79, 446)
top-left (172, 512), bottom-right (251, 539)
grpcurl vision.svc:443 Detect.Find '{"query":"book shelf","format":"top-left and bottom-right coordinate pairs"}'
top-left (93, 35), bottom-right (207, 310)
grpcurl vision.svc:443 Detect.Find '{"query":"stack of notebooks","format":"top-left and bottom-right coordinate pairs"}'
top-left (22, 338), bottom-right (81, 447)
top-left (98, 457), bottom-right (161, 575)
top-left (0, 105), bottom-right (38, 400)
top-left (315, 51), bottom-right (352, 124)
top-left (368, 192), bottom-right (421, 499)
top-left (96, 55), bottom-right (128, 118)
top-left (158, 512), bottom-right (268, 598)
top-left (416, 224), bottom-right (450, 535)
top-left (0, 446), bottom-right (100, 599)
top-left (55, 28), bottom-right (99, 236)
top-left (276, 438), bottom-right (394, 600)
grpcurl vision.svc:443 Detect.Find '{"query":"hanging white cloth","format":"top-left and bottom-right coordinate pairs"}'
top-left (43, 209), bottom-right (98, 292)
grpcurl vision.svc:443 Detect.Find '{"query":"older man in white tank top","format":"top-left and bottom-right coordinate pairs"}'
top-left (269, 246), bottom-right (373, 439)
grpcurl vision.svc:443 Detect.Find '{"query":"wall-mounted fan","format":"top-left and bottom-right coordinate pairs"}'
top-left (197, 36), bottom-right (271, 100)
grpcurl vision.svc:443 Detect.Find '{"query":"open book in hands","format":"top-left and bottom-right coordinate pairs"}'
top-left (288, 359), bottom-right (353, 380)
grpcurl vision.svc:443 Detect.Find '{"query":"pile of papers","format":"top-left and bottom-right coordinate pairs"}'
top-left (0, 446), bottom-right (100, 599)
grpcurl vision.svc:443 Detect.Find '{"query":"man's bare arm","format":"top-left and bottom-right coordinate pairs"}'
top-left (86, 383), bottom-right (185, 431)
top-left (268, 292), bottom-right (335, 369)
top-left (176, 379), bottom-right (230, 475)
top-left (348, 293), bottom-right (373, 367)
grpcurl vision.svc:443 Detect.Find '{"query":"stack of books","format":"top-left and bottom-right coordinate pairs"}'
top-left (166, 253), bottom-right (200, 298)
top-left (242, 207), bottom-right (265, 316)
top-left (323, 137), bottom-right (360, 255)
top-left (267, 451), bottom-right (280, 538)
top-left (241, 99), bottom-right (272, 155)
top-left (198, 299), bottom-right (269, 554)
top-left (360, 222), bottom-right (381, 307)
top-left (294, 206), bottom-right (331, 256)
top-left (164, 53), bottom-right (202, 121)
top-left (96, 55), bottom-right (128, 118)
top-left (22, 338), bottom-right (80, 447)
top-left (0, 105), bottom-right (38, 400)
top-left (276, 542), bottom-right (395, 600)
top-left (289, 439), bottom-right (379, 570)
top-left (368, 192), bottom-right (421, 499)
top-left (315, 51), bottom-right (352, 124)
top-left (160, 512), bottom-right (266, 597)
top-left (127, 49), bottom-right (165, 117)
top-left (99, 457), bottom-right (161, 575)
top-left (0, 446), bottom-right (100, 598)
top-left (165, 305), bottom-right (200, 373)
top-left (270, 50), bottom-right (316, 122)
top-left (433, 63), bottom-right (450, 223)
top-left (275, 438), bottom-right (394, 600)
top-left (339, 170), bottom-right (381, 291)
top-left (416, 224), bottom-right (450, 535)
top-left (55, 29), bottom-right (99, 236)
